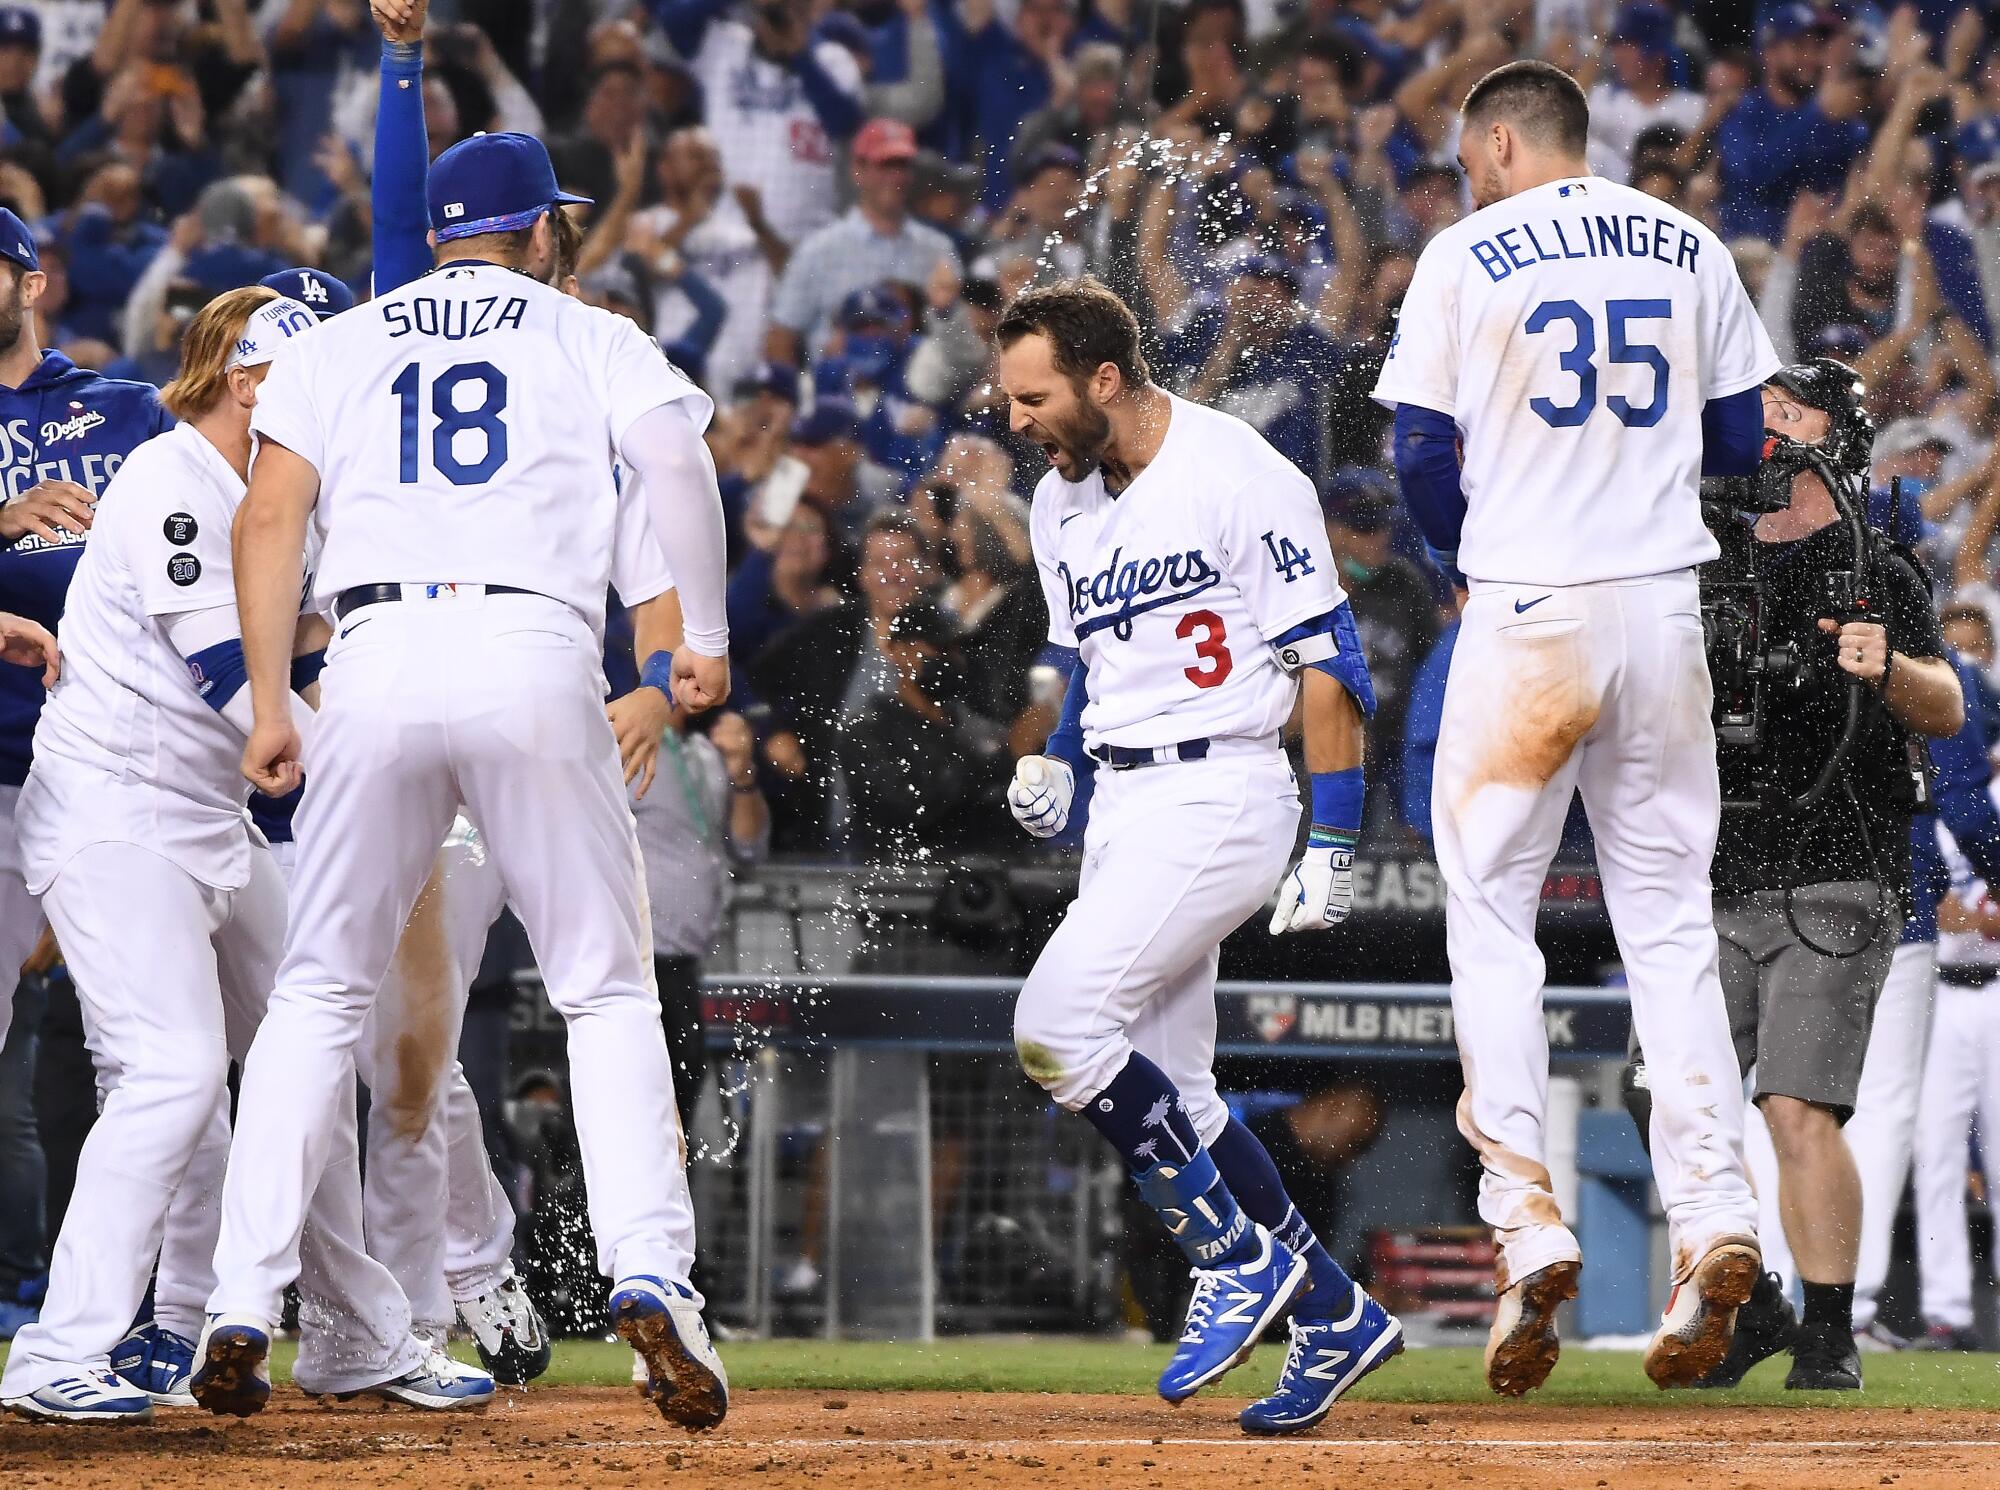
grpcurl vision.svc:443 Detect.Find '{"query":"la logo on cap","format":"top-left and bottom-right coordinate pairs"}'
top-left (444, 203), bottom-right (465, 219)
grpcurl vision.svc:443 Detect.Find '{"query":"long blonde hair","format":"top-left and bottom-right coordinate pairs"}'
top-left (161, 285), bottom-right (281, 420)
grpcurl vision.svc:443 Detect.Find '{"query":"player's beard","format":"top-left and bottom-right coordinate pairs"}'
top-left (0, 280), bottom-right (25, 353)
top-left (1046, 400), bottom-right (1113, 483)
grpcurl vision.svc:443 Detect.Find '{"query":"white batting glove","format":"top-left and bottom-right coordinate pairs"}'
top-left (1270, 841), bottom-right (1355, 934)
top-left (1008, 755), bottom-right (1074, 839)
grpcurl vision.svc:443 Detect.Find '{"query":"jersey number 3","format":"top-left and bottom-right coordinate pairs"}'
top-left (1178, 609), bottom-right (1233, 689)
top-left (392, 361), bottom-right (510, 485)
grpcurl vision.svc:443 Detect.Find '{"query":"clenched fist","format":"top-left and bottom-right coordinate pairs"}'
top-left (1007, 755), bottom-right (1073, 838)
top-left (1270, 842), bottom-right (1354, 934)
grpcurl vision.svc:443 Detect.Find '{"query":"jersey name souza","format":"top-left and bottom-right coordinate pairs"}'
top-left (380, 293), bottom-right (530, 341)
top-left (1468, 209), bottom-right (1702, 285)
top-left (1062, 545), bottom-right (1222, 641)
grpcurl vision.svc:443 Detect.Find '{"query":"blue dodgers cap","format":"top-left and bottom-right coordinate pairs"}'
top-left (259, 267), bottom-right (355, 320)
top-left (790, 398), bottom-right (861, 446)
top-left (427, 132), bottom-right (592, 243)
top-left (1609, 2), bottom-right (1675, 56)
top-left (1760, 2), bottom-right (1825, 41)
top-left (0, 6), bottom-right (38, 50)
top-left (0, 207), bottom-right (37, 272)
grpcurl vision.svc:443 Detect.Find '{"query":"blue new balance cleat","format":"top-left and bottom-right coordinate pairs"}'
top-left (1158, 1225), bottom-right (1307, 1403)
top-left (609, 1275), bottom-right (728, 1430)
top-left (2, 1365), bottom-right (154, 1423)
top-left (112, 1321), bottom-right (197, 1407)
top-left (1239, 1286), bottom-right (1405, 1435)
top-left (189, 1314), bottom-right (272, 1418)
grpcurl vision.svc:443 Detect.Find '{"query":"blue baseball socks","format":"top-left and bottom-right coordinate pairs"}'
top-left (1084, 1055), bottom-right (1260, 1269)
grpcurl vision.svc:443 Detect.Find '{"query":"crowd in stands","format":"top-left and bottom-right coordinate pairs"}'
top-left (7, 0), bottom-right (2000, 859)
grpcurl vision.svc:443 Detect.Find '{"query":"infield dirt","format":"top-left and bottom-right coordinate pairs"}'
top-left (0, 1389), bottom-right (1995, 1488)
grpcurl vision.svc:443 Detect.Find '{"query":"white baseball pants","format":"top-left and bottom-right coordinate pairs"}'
top-left (1912, 979), bottom-right (2000, 1331)
top-left (1847, 940), bottom-right (1938, 1331)
top-left (1013, 747), bottom-right (1298, 1145)
top-left (1434, 572), bottom-right (1757, 1289)
top-left (278, 830), bottom-right (517, 1380)
top-left (0, 785), bottom-right (45, 1049)
top-left (209, 593), bottom-right (692, 1326)
top-left (0, 842), bottom-right (420, 1398)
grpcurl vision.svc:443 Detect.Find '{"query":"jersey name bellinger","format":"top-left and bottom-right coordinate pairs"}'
top-left (1062, 545), bottom-right (1222, 641)
top-left (380, 294), bottom-right (530, 340)
top-left (1467, 210), bottom-right (1701, 285)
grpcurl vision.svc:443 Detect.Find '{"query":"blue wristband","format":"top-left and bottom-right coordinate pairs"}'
top-left (1309, 768), bottom-right (1364, 848)
top-left (290, 648), bottom-right (327, 692)
top-left (640, 650), bottom-right (675, 695)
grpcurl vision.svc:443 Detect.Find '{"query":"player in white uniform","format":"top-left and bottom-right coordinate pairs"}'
top-left (0, 290), bottom-right (490, 1422)
top-left (1912, 809), bottom-right (2000, 1349)
top-left (192, 134), bottom-right (733, 1430)
top-left (1372, 62), bottom-right (1770, 1394)
top-left (997, 278), bottom-right (1403, 1437)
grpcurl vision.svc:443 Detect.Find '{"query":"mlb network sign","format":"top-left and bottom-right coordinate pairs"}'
top-left (1241, 993), bottom-right (1578, 1051)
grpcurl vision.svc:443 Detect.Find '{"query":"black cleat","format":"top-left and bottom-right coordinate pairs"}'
top-left (1693, 1270), bottom-right (1798, 1389)
top-left (1785, 1329), bottom-right (1863, 1391)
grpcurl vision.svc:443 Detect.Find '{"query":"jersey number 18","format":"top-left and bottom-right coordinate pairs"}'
top-left (392, 361), bottom-right (510, 485)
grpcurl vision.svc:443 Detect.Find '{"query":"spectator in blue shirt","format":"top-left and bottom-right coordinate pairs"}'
top-left (1162, 257), bottom-right (1345, 489)
top-left (946, 0), bottom-right (1079, 208)
top-left (1716, 5), bottom-right (1870, 241)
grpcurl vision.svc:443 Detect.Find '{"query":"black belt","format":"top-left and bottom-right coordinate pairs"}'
top-left (1087, 738), bottom-right (1211, 770)
top-left (334, 583), bottom-right (538, 621)
top-left (1939, 963), bottom-right (2000, 989)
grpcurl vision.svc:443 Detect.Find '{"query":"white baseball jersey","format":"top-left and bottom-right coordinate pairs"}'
top-left (1030, 394), bottom-right (1348, 750)
top-left (19, 423), bottom-right (261, 893)
top-left (251, 263), bottom-right (707, 638)
top-left (1373, 175), bottom-right (1779, 587)
top-left (686, 21), bottom-right (863, 246)
top-left (1937, 817), bottom-right (2000, 970)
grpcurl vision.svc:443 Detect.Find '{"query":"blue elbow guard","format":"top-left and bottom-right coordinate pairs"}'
top-left (1272, 605), bottom-right (1377, 719)
top-left (186, 638), bottom-right (248, 712)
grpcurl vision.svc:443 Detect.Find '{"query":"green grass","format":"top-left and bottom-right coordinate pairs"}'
top-left (251, 1335), bottom-right (2000, 1409)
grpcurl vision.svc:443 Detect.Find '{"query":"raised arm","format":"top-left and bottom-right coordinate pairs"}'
top-left (371, 0), bottom-right (435, 294)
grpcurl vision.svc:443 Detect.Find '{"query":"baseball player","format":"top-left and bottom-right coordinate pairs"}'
top-left (1373, 60), bottom-right (1768, 1393)
top-left (0, 290), bottom-right (490, 1422)
top-left (999, 276), bottom-right (1402, 1437)
top-left (1912, 812), bottom-right (2000, 1349)
top-left (193, 132), bottom-right (732, 1430)
top-left (0, 208), bottom-right (170, 1051)
top-left (350, 0), bottom-right (683, 1382)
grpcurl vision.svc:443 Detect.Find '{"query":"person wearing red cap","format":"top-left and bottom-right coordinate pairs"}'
top-left (765, 115), bottom-right (959, 365)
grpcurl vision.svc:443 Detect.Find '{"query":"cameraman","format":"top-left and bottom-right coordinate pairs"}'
top-left (1691, 359), bottom-right (1963, 1392)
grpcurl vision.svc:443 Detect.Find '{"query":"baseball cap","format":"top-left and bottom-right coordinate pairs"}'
top-left (0, 6), bottom-right (39, 50)
top-left (1015, 143), bottom-right (1085, 185)
top-left (1325, 467), bottom-right (1396, 530)
top-left (428, 132), bottom-right (592, 243)
top-left (733, 360), bottom-right (801, 403)
top-left (1874, 417), bottom-right (1953, 461)
top-left (1609, 2), bottom-right (1674, 56)
top-left (790, 399), bottom-right (861, 446)
top-left (1760, 3), bottom-right (1826, 41)
top-left (1957, 115), bottom-right (2000, 182)
top-left (839, 284), bottom-right (910, 329)
top-left (228, 296), bottom-right (318, 371)
top-left (258, 267), bottom-right (355, 320)
top-left (0, 207), bottom-right (37, 273)
top-left (853, 118), bottom-right (919, 165)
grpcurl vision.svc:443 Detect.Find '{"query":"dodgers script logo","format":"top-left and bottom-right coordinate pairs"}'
top-left (1062, 546), bottom-right (1221, 641)
top-left (41, 406), bottom-right (106, 444)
